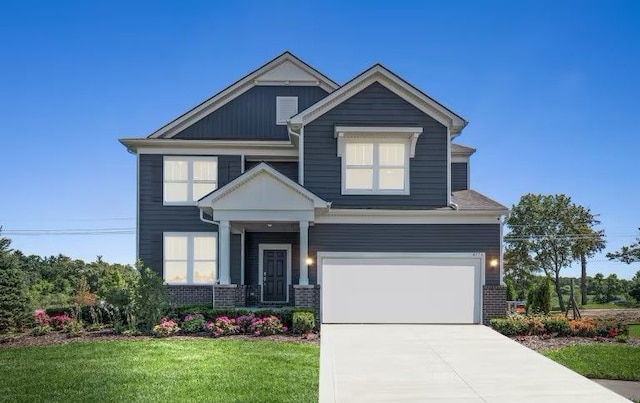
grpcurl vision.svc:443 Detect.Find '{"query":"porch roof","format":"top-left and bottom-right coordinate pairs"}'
top-left (197, 163), bottom-right (331, 222)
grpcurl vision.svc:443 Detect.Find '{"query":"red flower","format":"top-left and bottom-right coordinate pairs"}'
top-left (608, 328), bottom-right (617, 337)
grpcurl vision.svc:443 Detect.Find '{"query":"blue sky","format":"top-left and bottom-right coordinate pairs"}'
top-left (0, 1), bottom-right (638, 279)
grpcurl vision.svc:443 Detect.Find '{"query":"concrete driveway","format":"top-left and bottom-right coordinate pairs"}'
top-left (320, 325), bottom-right (629, 402)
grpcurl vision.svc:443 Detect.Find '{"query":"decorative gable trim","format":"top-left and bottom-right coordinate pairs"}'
top-left (197, 162), bottom-right (330, 209)
top-left (334, 126), bottom-right (423, 158)
top-left (289, 64), bottom-right (467, 136)
top-left (148, 52), bottom-right (339, 139)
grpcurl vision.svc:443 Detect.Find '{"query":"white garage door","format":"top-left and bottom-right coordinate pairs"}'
top-left (319, 253), bottom-right (484, 324)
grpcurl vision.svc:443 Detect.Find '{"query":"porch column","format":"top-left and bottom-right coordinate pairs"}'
top-left (219, 220), bottom-right (231, 285)
top-left (299, 221), bottom-right (310, 285)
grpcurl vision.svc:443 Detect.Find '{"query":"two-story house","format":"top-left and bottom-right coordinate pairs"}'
top-left (120, 52), bottom-right (508, 324)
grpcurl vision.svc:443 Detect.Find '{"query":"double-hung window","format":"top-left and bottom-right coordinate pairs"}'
top-left (337, 126), bottom-right (422, 195)
top-left (164, 233), bottom-right (217, 284)
top-left (164, 156), bottom-right (218, 204)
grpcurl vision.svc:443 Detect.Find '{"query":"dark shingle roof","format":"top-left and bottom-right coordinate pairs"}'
top-left (451, 189), bottom-right (508, 211)
top-left (451, 143), bottom-right (476, 156)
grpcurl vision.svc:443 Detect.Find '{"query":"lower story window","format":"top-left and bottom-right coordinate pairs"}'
top-left (163, 233), bottom-right (217, 284)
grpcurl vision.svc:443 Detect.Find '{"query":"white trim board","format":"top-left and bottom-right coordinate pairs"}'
top-left (258, 243), bottom-right (292, 303)
top-left (146, 52), bottom-right (338, 139)
top-left (314, 209), bottom-right (505, 224)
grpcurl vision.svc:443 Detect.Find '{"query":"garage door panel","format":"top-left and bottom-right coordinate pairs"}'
top-left (321, 255), bottom-right (482, 324)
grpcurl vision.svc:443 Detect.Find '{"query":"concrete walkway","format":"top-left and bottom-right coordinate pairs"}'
top-left (595, 379), bottom-right (640, 401)
top-left (320, 325), bottom-right (630, 402)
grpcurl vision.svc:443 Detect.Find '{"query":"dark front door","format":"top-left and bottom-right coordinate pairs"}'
top-left (263, 249), bottom-right (287, 302)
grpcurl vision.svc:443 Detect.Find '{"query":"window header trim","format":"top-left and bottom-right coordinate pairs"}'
top-left (335, 126), bottom-right (423, 158)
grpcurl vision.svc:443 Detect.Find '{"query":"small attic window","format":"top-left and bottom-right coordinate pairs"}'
top-left (276, 96), bottom-right (298, 125)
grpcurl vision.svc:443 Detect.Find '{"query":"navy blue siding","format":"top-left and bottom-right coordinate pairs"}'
top-left (245, 161), bottom-right (299, 182)
top-left (245, 232), bottom-right (299, 286)
top-left (304, 82), bottom-right (449, 209)
top-left (451, 162), bottom-right (468, 191)
top-left (308, 224), bottom-right (501, 285)
top-left (138, 154), bottom-right (242, 278)
top-left (173, 86), bottom-right (329, 140)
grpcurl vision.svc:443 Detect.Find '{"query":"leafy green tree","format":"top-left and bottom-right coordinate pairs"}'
top-left (132, 261), bottom-right (168, 333)
top-left (526, 276), bottom-right (551, 315)
top-left (505, 278), bottom-right (516, 301)
top-left (607, 230), bottom-right (640, 264)
top-left (506, 194), bottom-right (602, 311)
top-left (0, 235), bottom-right (30, 333)
top-left (628, 270), bottom-right (640, 303)
top-left (504, 248), bottom-right (537, 300)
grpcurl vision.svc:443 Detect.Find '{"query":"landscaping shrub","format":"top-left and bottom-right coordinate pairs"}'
top-left (490, 317), bottom-right (529, 336)
top-left (133, 263), bottom-right (168, 333)
top-left (542, 316), bottom-right (571, 336)
top-left (526, 276), bottom-right (551, 315)
top-left (45, 305), bottom-right (115, 325)
top-left (569, 318), bottom-right (596, 337)
top-left (292, 311), bottom-right (315, 334)
top-left (62, 319), bottom-right (84, 337)
top-left (250, 315), bottom-right (287, 336)
top-left (181, 314), bottom-right (206, 333)
top-left (50, 314), bottom-right (73, 330)
top-left (526, 316), bottom-right (546, 335)
top-left (164, 305), bottom-right (312, 329)
top-left (236, 314), bottom-right (256, 334)
top-left (31, 309), bottom-right (52, 336)
top-left (152, 317), bottom-right (180, 337)
top-left (594, 319), bottom-right (628, 338)
top-left (206, 316), bottom-right (239, 337)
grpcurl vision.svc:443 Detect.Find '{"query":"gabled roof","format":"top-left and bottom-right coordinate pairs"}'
top-left (289, 64), bottom-right (468, 135)
top-left (451, 143), bottom-right (476, 156)
top-left (148, 52), bottom-right (339, 139)
top-left (197, 162), bottom-right (330, 210)
top-left (451, 190), bottom-right (508, 211)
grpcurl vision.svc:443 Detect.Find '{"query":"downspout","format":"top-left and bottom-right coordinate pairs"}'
top-left (499, 213), bottom-right (509, 286)
top-left (449, 202), bottom-right (459, 210)
top-left (287, 123), bottom-right (304, 185)
top-left (199, 209), bottom-right (220, 306)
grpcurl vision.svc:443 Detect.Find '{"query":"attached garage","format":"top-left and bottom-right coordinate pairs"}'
top-left (318, 252), bottom-right (484, 324)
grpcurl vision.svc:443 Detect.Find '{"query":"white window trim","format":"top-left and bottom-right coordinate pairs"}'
top-left (276, 96), bottom-right (298, 125)
top-left (258, 243), bottom-right (292, 303)
top-left (163, 156), bottom-right (218, 206)
top-left (163, 232), bottom-right (218, 285)
top-left (338, 136), bottom-right (412, 195)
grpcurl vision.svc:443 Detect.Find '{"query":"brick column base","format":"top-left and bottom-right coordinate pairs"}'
top-left (483, 285), bottom-right (507, 324)
top-left (293, 285), bottom-right (320, 324)
top-left (213, 284), bottom-right (239, 308)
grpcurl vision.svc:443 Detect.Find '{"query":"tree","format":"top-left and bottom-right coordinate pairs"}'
top-left (569, 206), bottom-right (606, 305)
top-left (607, 229), bottom-right (640, 264)
top-left (0, 235), bottom-right (30, 333)
top-left (505, 194), bottom-right (604, 312)
top-left (629, 270), bottom-right (640, 303)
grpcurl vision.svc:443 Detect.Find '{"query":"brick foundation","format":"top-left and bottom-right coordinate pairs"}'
top-left (483, 285), bottom-right (507, 324)
top-left (213, 285), bottom-right (239, 308)
top-left (167, 285), bottom-right (213, 305)
top-left (293, 285), bottom-right (320, 323)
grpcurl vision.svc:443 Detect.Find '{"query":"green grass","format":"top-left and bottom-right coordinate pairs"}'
top-left (542, 344), bottom-right (640, 381)
top-left (0, 339), bottom-right (319, 402)
top-left (629, 324), bottom-right (640, 338)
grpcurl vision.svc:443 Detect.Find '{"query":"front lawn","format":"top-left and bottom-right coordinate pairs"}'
top-left (542, 344), bottom-right (640, 381)
top-left (0, 339), bottom-right (319, 402)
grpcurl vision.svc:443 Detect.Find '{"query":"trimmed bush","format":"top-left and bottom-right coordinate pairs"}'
top-left (152, 317), bottom-right (180, 337)
top-left (164, 305), bottom-right (312, 329)
top-left (594, 319), bottom-right (628, 338)
top-left (489, 317), bottom-right (529, 336)
top-left (569, 318), bottom-right (596, 337)
top-left (542, 316), bottom-right (571, 336)
top-left (181, 314), bottom-right (206, 333)
top-left (206, 316), bottom-right (239, 337)
top-left (292, 311), bottom-right (315, 334)
top-left (526, 277), bottom-right (551, 315)
top-left (250, 316), bottom-right (287, 336)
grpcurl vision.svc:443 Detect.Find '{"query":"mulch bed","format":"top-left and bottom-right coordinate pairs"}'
top-left (513, 335), bottom-right (640, 351)
top-left (0, 329), bottom-right (320, 349)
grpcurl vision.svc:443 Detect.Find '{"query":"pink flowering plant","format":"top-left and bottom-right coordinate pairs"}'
top-left (31, 309), bottom-right (52, 336)
top-left (181, 313), bottom-right (206, 334)
top-left (250, 315), bottom-right (287, 337)
top-left (152, 317), bottom-right (180, 337)
top-left (236, 314), bottom-right (256, 334)
top-left (206, 316), bottom-right (239, 338)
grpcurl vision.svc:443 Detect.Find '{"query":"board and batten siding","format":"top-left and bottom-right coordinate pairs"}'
top-left (244, 161), bottom-right (298, 182)
top-left (173, 86), bottom-right (329, 140)
top-left (138, 154), bottom-right (243, 279)
top-left (308, 224), bottom-right (501, 285)
top-left (451, 162), bottom-right (468, 191)
top-left (303, 82), bottom-right (449, 209)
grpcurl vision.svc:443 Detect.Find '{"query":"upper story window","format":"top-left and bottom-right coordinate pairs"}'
top-left (164, 232), bottom-right (217, 284)
top-left (164, 156), bottom-right (218, 204)
top-left (336, 126), bottom-right (423, 196)
top-left (276, 96), bottom-right (298, 125)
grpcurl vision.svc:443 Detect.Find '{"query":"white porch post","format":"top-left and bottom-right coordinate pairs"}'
top-left (299, 221), bottom-right (309, 285)
top-left (219, 220), bottom-right (231, 285)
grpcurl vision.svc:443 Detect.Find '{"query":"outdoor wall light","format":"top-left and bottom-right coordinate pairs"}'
top-left (306, 257), bottom-right (313, 265)
top-left (490, 258), bottom-right (499, 268)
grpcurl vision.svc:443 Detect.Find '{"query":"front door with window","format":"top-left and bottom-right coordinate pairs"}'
top-left (262, 249), bottom-right (287, 302)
